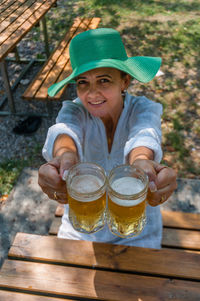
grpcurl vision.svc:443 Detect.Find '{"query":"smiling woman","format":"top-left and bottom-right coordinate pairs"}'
top-left (75, 68), bottom-right (129, 124)
top-left (38, 28), bottom-right (177, 249)
top-left (74, 67), bottom-right (131, 152)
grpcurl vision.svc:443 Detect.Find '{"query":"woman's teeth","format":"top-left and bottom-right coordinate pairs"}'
top-left (90, 100), bottom-right (105, 105)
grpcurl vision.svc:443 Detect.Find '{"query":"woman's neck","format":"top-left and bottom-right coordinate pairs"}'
top-left (101, 109), bottom-right (122, 153)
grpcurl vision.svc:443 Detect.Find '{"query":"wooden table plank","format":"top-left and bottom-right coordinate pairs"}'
top-left (0, 0), bottom-right (57, 60)
top-left (0, 0), bottom-right (30, 24)
top-left (0, 0), bottom-right (44, 44)
top-left (162, 210), bottom-right (200, 230)
top-left (162, 227), bottom-right (200, 250)
top-left (55, 203), bottom-right (64, 216)
top-left (48, 216), bottom-right (61, 234)
top-left (23, 17), bottom-right (82, 99)
top-left (8, 233), bottom-right (200, 280)
top-left (0, 291), bottom-right (72, 301)
top-left (0, 0), bottom-right (18, 16)
top-left (0, 0), bottom-right (37, 34)
top-left (0, 259), bottom-right (200, 301)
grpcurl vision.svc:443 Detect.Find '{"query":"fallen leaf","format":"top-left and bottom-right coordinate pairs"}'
top-left (0, 194), bottom-right (8, 202)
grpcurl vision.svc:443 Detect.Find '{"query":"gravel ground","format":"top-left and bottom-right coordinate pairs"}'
top-left (0, 60), bottom-right (61, 164)
top-left (0, 168), bottom-right (57, 268)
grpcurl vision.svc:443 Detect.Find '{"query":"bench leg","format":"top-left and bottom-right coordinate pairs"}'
top-left (0, 60), bottom-right (16, 113)
top-left (46, 100), bottom-right (53, 116)
top-left (40, 16), bottom-right (50, 58)
top-left (14, 47), bottom-right (20, 62)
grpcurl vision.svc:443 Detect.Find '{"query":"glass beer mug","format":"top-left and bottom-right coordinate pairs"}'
top-left (66, 162), bottom-right (107, 234)
top-left (107, 165), bottom-right (149, 238)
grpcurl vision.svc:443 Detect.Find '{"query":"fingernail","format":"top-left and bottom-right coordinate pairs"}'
top-left (62, 170), bottom-right (69, 181)
top-left (149, 181), bottom-right (157, 192)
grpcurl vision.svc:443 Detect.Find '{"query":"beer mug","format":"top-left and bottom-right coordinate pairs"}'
top-left (66, 162), bottom-right (107, 234)
top-left (107, 165), bottom-right (148, 238)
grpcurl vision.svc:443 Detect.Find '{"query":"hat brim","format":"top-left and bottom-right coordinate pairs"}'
top-left (48, 56), bottom-right (161, 97)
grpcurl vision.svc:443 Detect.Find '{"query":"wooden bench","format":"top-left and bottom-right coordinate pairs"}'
top-left (49, 204), bottom-right (200, 252)
top-left (22, 17), bottom-right (101, 102)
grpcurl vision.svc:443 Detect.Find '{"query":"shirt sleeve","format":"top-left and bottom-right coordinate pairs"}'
top-left (42, 100), bottom-right (86, 161)
top-left (124, 96), bottom-right (163, 163)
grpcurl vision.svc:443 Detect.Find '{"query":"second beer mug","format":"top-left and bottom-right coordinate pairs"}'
top-left (66, 162), bottom-right (107, 234)
top-left (107, 165), bottom-right (149, 238)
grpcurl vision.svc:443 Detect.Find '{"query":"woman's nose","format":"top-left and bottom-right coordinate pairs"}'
top-left (88, 84), bottom-right (98, 96)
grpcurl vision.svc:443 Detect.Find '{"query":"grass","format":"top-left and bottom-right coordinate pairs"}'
top-left (0, 143), bottom-right (44, 197)
top-left (0, 160), bottom-right (28, 196)
top-left (1, 0), bottom-right (200, 197)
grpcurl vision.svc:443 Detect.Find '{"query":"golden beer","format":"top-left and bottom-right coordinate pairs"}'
top-left (107, 166), bottom-right (148, 238)
top-left (67, 163), bottom-right (106, 234)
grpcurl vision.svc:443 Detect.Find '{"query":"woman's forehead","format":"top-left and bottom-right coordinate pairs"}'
top-left (77, 67), bottom-right (121, 78)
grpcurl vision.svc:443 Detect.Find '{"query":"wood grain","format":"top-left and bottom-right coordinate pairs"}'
top-left (162, 227), bottom-right (200, 250)
top-left (0, 291), bottom-right (72, 301)
top-left (162, 210), bottom-right (200, 230)
top-left (0, 0), bottom-right (57, 60)
top-left (8, 232), bottom-right (200, 280)
top-left (1, 259), bottom-right (200, 301)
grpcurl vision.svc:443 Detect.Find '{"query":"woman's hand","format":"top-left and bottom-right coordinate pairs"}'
top-left (133, 159), bottom-right (177, 206)
top-left (38, 151), bottom-right (78, 204)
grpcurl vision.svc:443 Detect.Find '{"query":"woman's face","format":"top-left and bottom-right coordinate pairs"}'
top-left (76, 67), bottom-right (130, 122)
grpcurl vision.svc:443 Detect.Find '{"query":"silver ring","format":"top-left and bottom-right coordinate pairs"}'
top-left (54, 191), bottom-right (58, 200)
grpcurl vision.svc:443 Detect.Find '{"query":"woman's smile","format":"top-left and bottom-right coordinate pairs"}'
top-left (88, 99), bottom-right (106, 106)
top-left (76, 67), bottom-right (130, 126)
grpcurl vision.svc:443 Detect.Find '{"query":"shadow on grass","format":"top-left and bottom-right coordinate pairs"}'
top-left (80, 0), bottom-right (200, 14)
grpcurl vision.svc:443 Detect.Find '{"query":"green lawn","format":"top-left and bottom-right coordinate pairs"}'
top-left (1, 0), bottom-right (200, 197)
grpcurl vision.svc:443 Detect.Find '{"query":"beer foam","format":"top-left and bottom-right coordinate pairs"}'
top-left (110, 177), bottom-right (146, 206)
top-left (71, 174), bottom-right (103, 194)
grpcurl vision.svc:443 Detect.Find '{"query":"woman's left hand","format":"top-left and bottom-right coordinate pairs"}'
top-left (133, 159), bottom-right (177, 206)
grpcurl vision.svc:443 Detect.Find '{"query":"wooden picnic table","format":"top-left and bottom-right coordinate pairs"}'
top-left (0, 0), bottom-right (57, 114)
top-left (0, 232), bottom-right (200, 300)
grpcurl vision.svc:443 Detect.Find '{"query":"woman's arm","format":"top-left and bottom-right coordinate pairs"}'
top-left (128, 146), bottom-right (154, 164)
top-left (53, 134), bottom-right (78, 157)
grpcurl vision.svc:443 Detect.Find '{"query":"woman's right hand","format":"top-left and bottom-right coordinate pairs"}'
top-left (38, 151), bottom-right (78, 203)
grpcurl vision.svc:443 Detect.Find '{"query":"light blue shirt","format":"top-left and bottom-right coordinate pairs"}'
top-left (43, 93), bottom-right (163, 248)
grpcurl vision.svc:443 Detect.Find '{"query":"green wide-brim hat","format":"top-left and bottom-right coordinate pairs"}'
top-left (48, 28), bottom-right (162, 97)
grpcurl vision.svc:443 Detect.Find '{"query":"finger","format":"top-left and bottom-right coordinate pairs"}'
top-left (149, 181), bottom-right (157, 192)
top-left (148, 190), bottom-right (173, 206)
top-left (147, 182), bottom-right (176, 206)
top-left (59, 152), bottom-right (79, 179)
top-left (38, 162), bottom-right (64, 190)
top-left (155, 166), bottom-right (177, 190)
top-left (62, 170), bottom-right (69, 181)
top-left (42, 187), bottom-right (68, 203)
top-left (133, 159), bottom-right (157, 182)
top-left (155, 164), bottom-right (168, 173)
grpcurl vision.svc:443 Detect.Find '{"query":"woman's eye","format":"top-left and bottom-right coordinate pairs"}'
top-left (76, 80), bottom-right (88, 87)
top-left (100, 78), bottom-right (109, 84)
